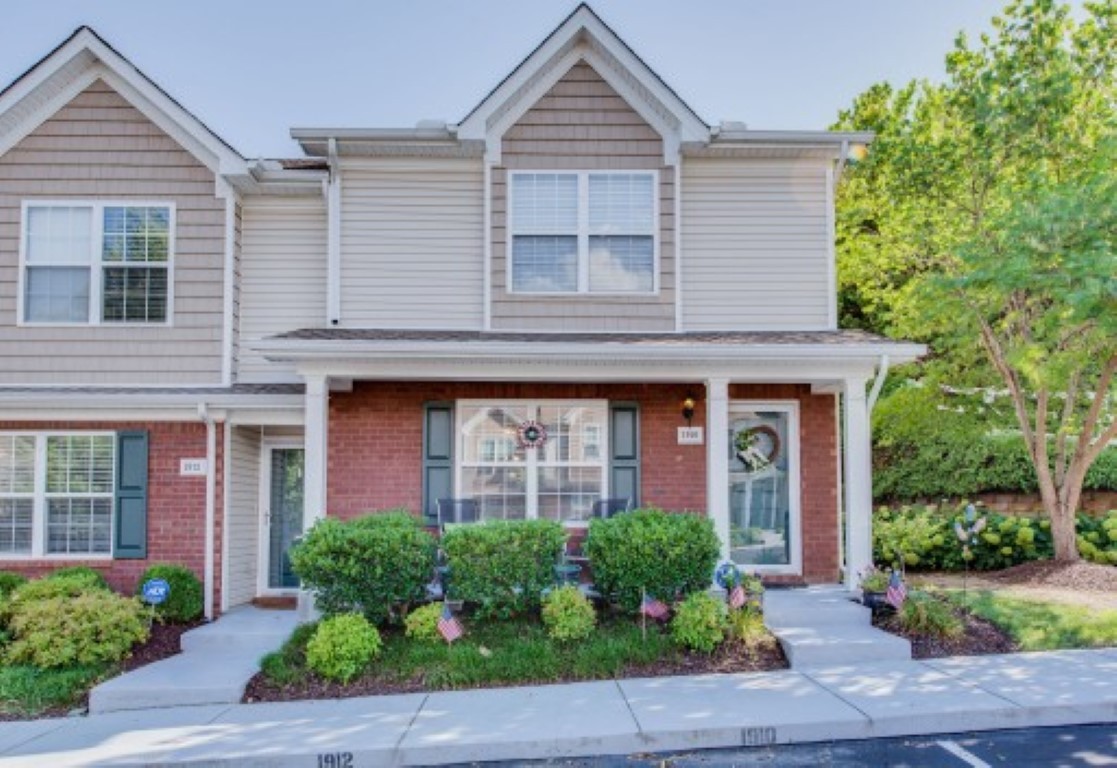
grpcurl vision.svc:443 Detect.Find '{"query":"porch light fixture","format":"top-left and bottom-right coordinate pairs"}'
top-left (681, 395), bottom-right (696, 426)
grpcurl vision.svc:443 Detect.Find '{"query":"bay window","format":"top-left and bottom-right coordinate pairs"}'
top-left (0, 433), bottom-right (115, 557)
top-left (509, 171), bottom-right (656, 294)
top-left (22, 202), bottom-right (172, 324)
top-left (458, 401), bottom-right (608, 522)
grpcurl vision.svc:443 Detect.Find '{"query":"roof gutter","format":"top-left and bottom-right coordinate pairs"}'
top-left (867, 354), bottom-right (890, 413)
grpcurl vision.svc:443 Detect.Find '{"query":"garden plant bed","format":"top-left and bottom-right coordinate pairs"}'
top-left (0, 619), bottom-right (202, 720)
top-left (871, 600), bottom-right (1017, 659)
top-left (244, 615), bottom-right (787, 704)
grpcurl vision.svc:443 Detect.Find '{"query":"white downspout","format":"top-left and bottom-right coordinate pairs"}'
top-left (199, 403), bottom-right (216, 620)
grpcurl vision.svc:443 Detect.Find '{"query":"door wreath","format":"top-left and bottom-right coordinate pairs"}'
top-left (516, 419), bottom-right (548, 449)
top-left (733, 424), bottom-right (780, 473)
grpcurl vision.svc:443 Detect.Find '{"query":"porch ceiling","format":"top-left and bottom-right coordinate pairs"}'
top-left (252, 329), bottom-right (926, 385)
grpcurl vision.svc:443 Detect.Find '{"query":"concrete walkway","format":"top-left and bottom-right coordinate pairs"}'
top-left (764, 585), bottom-right (912, 667)
top-left (88, 606), bottom-right (298, 714)
top-left (3, 648), bottom-right (1115, 766)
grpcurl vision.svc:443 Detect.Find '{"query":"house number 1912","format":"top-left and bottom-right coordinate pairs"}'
top-left (317, 753), bottom-right (353, 768)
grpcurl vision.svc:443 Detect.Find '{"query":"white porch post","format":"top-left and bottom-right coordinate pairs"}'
top-left (303, 374), bottom-right (329, 530)
top-left (705, 377), bottom-right (731, 561)
top-left (843, 376), bottom-right (872, 590)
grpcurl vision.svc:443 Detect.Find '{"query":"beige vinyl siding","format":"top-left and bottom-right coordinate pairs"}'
top-left (339, 158), bottom-right (483, 329)
top-left (681, 158), bottom-right (832, 330)
top-left (0, 79), bottom-right (226, 384)
top-left (492, 61), bottom-right (675, 332)
top-left (238, 198), bottom-right (327, 381)
top-left (226, 425), bottom-right (261, 608)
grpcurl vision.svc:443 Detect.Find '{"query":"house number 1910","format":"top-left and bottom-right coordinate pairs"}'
top-left (317, 753), bottom-right (353, 768)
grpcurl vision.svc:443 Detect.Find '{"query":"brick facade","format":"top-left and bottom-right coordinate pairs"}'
top-left (0, 421), bottom-right (222, 603)
top-left (327, 381), bottom-right (840, 583)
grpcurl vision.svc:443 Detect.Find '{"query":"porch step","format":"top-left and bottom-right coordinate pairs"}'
top-left (763, 585), bottom-right (911, 668)
top-left (89, 606), bottom-right (299, 714)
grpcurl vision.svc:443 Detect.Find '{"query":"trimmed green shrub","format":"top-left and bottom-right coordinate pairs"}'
top-left (290, 511), bottom-right (437, 625)
top-left (870, 504), bottom-right (1117, 571)
top-left (727, 606), bottom-right (767, 643)
top-left (897, 592), bottom-right (963, 639)
top-left (0, 572), bottom-right (27, 600)
top-left (441, 519), bottom-right (566, 620)
top-left (541, 585), bottom-right (596, 642)
top-left (404, 603), bottom-right (444, 643)
top-left (134, 564), bottom-right (203, 623)
top-left (46, 566), bottom-right (109, 591)
top-left (6, 591), bottom-right (148, 668)
top-left (306, 613), bottom-right (381, 683)
top-left (586, 509), bottom-right (720, 612)
top-left (2, 575), bottom-right (95, 623)
top-left (670, 592), bottom-right (727, 653)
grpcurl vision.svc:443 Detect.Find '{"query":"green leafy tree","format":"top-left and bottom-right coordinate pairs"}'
top-left (836, 0), bottom-right (1117, 561)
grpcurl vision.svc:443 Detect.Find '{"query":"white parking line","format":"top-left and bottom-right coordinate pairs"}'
top-left (937, 739), bottom-right (992, 768)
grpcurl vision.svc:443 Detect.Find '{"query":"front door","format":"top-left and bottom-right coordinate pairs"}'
top-left (726, 403), bottom-right (800, 574)
top-left (264, 447), bottom-right (304, 591)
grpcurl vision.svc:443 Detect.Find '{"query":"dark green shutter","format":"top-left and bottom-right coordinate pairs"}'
top-left (422, 402), bottom-right (454, 525)
top-left (114, 430), bottom-right (149, 559)
top-left (610, 403), bottom-right (640, 508)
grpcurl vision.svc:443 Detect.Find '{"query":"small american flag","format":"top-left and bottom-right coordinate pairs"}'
top-left (728, 584), bottom-right (746, 610)
top-left (438, 601), bottom-right (463, 643)
top-left (640, 593), bottom-right (669, 620)
top-left (886, 570), bottom-right (907, 610)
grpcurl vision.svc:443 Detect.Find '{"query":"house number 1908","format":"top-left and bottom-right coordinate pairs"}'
top-left (317, 753), bottom-right (353, 768)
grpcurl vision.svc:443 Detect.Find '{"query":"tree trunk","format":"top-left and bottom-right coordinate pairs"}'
top-left (1049, 498), bottom-right (1080, 562)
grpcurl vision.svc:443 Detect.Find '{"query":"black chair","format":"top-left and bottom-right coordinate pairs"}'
top-left (436, 498), bottom-right (480, 530)
top-left (591, 497), bottom-right (632, 519)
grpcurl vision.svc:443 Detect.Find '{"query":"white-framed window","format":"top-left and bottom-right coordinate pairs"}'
top-left (457, 400), bottom-right (608, 523)
top-left (0, 433), bottom-right (115, 558)
top-left (509, 171), bottom-right (657, 294)
top-left (20, 201), bottom-right (174, 325)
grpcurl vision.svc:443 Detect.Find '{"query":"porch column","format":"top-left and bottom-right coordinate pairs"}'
top-left (842, 376), bottom-right (872, 590)
top-left (705, 377), bottom-right (731, 561)
top-left (303, 374), bottom-right (329, 530)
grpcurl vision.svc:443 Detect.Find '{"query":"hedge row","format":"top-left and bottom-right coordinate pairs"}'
top-left (292, 508), bottom-right (722, 623)
top-left (874, 505), bottom-right (1117, 570)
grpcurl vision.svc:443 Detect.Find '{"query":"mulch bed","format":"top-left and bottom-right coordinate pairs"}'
top-left (243, 636), bottom-right (788, 704)
top-left (985, 560), bottom-right (1117, 592)
top-left (872, 602), bottom-right (1017, 659)
top-left (120, 619), bottom-right (204, 673)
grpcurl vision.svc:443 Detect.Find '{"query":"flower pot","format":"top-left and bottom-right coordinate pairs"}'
top-left (861, 590), bottom-right (888, 611)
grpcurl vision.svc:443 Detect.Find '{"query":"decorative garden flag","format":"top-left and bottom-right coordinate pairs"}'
top-left (640, 592), bottom-right (669, 620)
top-left (438, 601), bottom-right (463, 644)
top-left (729, 584), bottom-right (747, 610)
top-left (885, 570), bottom-right (907, 610)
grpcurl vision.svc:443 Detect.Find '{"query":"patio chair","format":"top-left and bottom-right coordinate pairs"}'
top-left (591, 497), bottom-right (633, 519)
top-left (436, 498), bottom-right (480, 531)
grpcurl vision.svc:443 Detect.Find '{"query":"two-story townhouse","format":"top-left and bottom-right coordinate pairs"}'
top-left (0, 6), bottom-right (923, 619)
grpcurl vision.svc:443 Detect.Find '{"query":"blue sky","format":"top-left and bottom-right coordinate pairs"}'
top-left (1, 1), bottom-right (1013, 158)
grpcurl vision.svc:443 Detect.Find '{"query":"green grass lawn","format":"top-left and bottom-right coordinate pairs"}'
top-left (0, 664), bottom-right (107, 718)
top-left (260, 614), bottom-right (777, 694)
top-left (947, 590), bottom-right (1117, 651)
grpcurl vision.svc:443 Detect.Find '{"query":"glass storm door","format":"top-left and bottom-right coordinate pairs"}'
top-left (727, 406), bottom-right (798, 571)
top-left (267, 448), bottom-right (304, 590)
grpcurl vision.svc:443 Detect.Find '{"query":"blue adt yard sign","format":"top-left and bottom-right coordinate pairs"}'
top-left (141, 578), bottom-right (170, 606)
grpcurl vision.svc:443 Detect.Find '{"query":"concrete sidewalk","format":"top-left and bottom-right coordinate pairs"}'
top-left (1, 648), bottom-right (1115, 766)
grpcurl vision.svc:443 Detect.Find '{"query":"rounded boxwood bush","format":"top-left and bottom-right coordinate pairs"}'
top-left (290, 511), bottom-right (436, 625)
top-left (670, 592), bottom-right (727, 653)
top-left (306, 613), bottom-right (382, 683)
top-left (586, 509), bottom-right (720, 612)
top-left (46, 566), bottom-right (109, 591)
top-left (6, 590), bottom-right (148, 668)
top-left (441, 519), bottom-right (566, 620)
top-left (404, 603), bottom-right (444, 643)
top-left (541, 585), bottom-right (596, 642)
top-left (135, 564), bottom-right (203, 623)
top-left (0, 571), bottom-right (27, 601)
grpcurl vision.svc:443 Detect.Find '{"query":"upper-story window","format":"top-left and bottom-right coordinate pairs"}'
top-left (509, 171), bottom-right (656, 294)
top-left (21, 202), bottom-right (173, 325)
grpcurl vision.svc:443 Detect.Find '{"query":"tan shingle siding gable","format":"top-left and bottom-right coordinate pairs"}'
top-left (0, 79), bottom-right (225, 384)
top-left (492, 61), bottom-right (676, 332)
